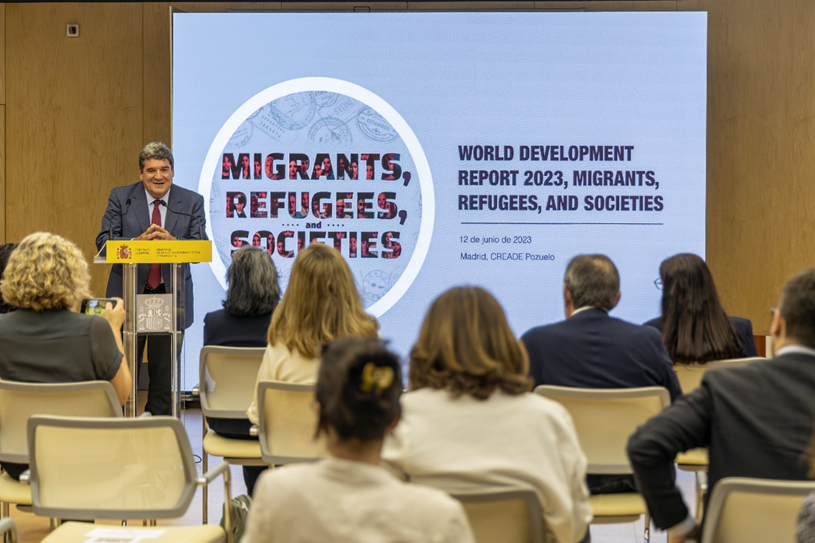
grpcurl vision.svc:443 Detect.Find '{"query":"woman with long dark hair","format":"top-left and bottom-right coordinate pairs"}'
top-left (645, 253), bottom-right (757, 363)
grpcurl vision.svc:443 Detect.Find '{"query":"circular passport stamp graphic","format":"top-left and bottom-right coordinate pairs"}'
top-left (358, 107), bottom-right (399, 143)
top-left (269, 92), bottom-right (317, 131)
top-left (312, 91), bottom-right (339, 108)
top-left (308, 117), bottom-right (352, 145)
top-left (363, 270), bottom-right (390, 303)
top-left (200, 78), bottom-right (435, 318)
top-left (228, 124), bottom-right (253, 147)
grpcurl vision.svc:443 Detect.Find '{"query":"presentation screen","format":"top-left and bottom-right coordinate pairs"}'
top-left (172, 11), bottom-right (707, 385)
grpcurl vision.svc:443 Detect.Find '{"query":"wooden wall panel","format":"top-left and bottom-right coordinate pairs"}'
top-left (144, 2), bottom-right (172, 144)
top-left (0, 4), bottom-right (5, 245)
top-left (680, 0), bottom-right (815, 332)
top-left (0, 3), bottom-right (5, 106)
top-left (0, 105), bottom-right (5, 245)
top-left (6, 3), bottom-right (143, 295)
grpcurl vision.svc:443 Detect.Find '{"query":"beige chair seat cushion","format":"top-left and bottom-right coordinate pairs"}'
top-left (0, 472), bottom-right (31, 505)
top-left (42, 521), bottom-right (224, 543)
top-left (589, 492), bottom-right (648, 517)
top-left (202, 429), bottom-right (261, 459)
top-left (676, 447), bottom-right (709, 468)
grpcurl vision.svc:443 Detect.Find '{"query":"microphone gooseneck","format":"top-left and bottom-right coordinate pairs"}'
top-left (107, 197), bottom-right (133, 244)
top-left (159, 200), bottom-right (204, 240)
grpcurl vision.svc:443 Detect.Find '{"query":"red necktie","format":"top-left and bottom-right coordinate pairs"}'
top-left (146, 200), bottom-right (162, 289)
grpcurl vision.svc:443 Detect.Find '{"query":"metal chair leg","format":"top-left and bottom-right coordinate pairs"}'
top-left (643, 513), bottom-right (651, 543)
top-left (695, 471), bottom-right (708, 524)
top-left (202, 416), bottom-right (209, 524)
top-left (1, 503), bottom-right (9, 543)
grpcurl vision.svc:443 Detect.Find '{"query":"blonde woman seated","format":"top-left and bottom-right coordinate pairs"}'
top-left (381, 286), bottom-right (592, 543)
top-left (244, 243), bottom-right (378, 493)
top-left (246, 242), bottom-right (379, 422)
top-left (0, 232), bottom-right (131, 478)
top-left (242, 337), bottom-right (474, 543)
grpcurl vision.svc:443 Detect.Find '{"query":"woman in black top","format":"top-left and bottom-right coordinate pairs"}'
top-left (203, 246), bottom-right (281, 435)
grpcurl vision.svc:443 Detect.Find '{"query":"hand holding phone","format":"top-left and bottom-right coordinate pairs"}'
top-left (80, 298), bottom-right (118, 315)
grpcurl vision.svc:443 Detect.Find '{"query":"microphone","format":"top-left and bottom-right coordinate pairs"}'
top-left (159, 200), bottom-right (204, 240)
top-left (99, 198), bottom-right (132, 259)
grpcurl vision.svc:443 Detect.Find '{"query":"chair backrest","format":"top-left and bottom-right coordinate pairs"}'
top-left (257, 381), bottom-right (326, 465)
top-left (701, 477), bottom-right (815, 543)
top-left (674, 357), bottom-right (765, 394)
top-left (199, 346), bottom-right (266, 418)
top-left (0, 380), bottom-right (121, 463)
top-left (534, 385), bottom-right (670, 474)
top-left (28, 415), bottom-right (198, 520)
top-left (448, 486), bottom-right (545, 543)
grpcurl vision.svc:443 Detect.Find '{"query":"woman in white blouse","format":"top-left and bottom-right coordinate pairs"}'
top-left (381, 286), bottom-right (593, 543)
top-left (242, 337), bottom-right (474, 543)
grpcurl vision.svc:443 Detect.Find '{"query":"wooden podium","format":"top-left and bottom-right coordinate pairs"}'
top-left (104, 240), bottom-right (212, 417)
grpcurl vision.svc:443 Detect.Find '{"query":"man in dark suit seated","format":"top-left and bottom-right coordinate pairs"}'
top-left (627, 268), bottom-right (815, 542)
top-left (521, 254), bottom-right (681, 494)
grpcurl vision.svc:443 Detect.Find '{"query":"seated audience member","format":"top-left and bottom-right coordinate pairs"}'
top-left (242, 338), bottom-right (474, 543)
top-left (246, 242), bottom-right (378, 422)
top-left (0, 232), bottom-right (132, 479)
top-left (521, 254), bottom-right (680, 495)
top-left (0, 243), bottom-right (18, 313)
top-left (644, 253), bottom-right (758, 362)
top-left (628, 268), bottom-right (815, 543)
top-left (381, 286), bottom-right (591, 543)
top-left (203, 246), bottom-right (281, 438)
top-left (243, 243), bottom-right (378, 495)
top-left (797, 437), bottom-right (815, 543)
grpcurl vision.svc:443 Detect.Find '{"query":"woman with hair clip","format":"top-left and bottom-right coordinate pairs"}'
top-left (241, 337), bottom-right (474, 543)
top-left (243, 243), bottom-right (379, 494)
top-left (645, 253), bottom-right (757, 363)
top-left (381, 286), bottom-right (592, 543)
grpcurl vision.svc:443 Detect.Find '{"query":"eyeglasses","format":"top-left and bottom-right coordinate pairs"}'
top-left (654, 278), bottom-right (663, 291)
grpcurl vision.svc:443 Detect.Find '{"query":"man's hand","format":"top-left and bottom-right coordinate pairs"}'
top-left (135, 224), bottom-right (177, 241)
top-left (103, 297), bottom-right (126, 331)
top-left (668, 525), bottom-right (699, 543)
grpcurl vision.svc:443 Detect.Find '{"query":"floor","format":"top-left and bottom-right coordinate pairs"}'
top-left (7, 404), bottom-right (697, 543)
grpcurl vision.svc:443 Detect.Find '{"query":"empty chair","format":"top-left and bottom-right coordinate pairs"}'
top-left (701, 477), bottom-right (815, 543)
top-left (674, 357), bottom-right (765, 394)
top-left (0, 381), bottom-right (121, 522)
top-left (535, 385), bottom-right (670, 543)
top-left (198, 346), bottom-right (266, 522)
top-left (256, 380), bottom-right (326, 465)
top-left (26, 415), bottom-right (233, 543)
top-left (448, 486), bottom-right (544, 543)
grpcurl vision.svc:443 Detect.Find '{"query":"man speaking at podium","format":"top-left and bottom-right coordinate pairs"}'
top-left (96, 141), bottom-right (206, 416)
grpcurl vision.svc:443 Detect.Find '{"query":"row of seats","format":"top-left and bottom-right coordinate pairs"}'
top-left (198, 346), bottom-right (815, 543)
top-left (1, 350), bottom-right (810, 543)
top-left (0, 381), bottom-right (232, 542)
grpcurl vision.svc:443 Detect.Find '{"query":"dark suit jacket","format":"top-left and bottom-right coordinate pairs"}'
top-left (643, 315), bottom-right (759, 359)
top-left (627, 351), bottom-right (815, 533)
top-left (521, 308), bottom-right (682, 401)
top-left (95, 181), bottom-right (206, 329)
top-left (203, 309), bottom-right (271, 348)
